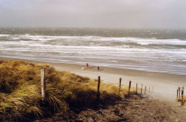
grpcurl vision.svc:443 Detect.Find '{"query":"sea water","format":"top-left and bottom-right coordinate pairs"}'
top-left (0, 28), bottom-right (186, 75)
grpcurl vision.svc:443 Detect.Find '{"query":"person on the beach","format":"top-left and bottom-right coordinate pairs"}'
top-left (97, 66), bottom-right (100, 71)
top-left (86, 63), bottom-right (89, 69)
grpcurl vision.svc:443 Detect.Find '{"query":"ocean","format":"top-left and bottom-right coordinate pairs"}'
top-left (0, 28), bottom-right (186, 75)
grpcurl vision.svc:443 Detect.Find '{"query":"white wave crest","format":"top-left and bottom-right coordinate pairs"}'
top-left (0, 34), bottom-right (9, 37)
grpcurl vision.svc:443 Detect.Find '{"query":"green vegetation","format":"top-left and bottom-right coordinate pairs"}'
top-left (0, 60), bottom-right (133, 121)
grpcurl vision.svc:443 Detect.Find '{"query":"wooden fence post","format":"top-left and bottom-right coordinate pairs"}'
top-left (0, 69), bottom-right (1, 82)
top-left (181, 86), bottom-right (184, 100)
top-left (144, 86), bottom-right (147, 94)
top-left (128, 81), bottom-right (131, 95)
top-left (119, 78), bottom-right (122, 94)
top-left (181, 86), bottom-right (185, 106)
top-left (136, 83), bottom-right (138, 94)
top-left (141, 84), bottom-right (143, 94)
top-left (177, 88), bottom-right (179, 99)
top-left (1, 69), bottom-right (3, 82)
top-left (41, 69), bottom-right (45, 101)
top-left (97, 76), bottom-right (101, 100)
top-left (178, 87), bottom-right (180, 99)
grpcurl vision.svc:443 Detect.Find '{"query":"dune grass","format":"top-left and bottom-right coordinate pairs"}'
top-left (0, 60), bottom-right (135, 121)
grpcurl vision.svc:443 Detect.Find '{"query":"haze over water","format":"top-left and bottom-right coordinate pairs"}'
top-left (0, 28), bottom-right (186, 75)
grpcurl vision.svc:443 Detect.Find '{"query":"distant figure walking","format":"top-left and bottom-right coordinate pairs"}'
top-left (97, 66), bottom-right (100, 71)
top-left (86, 63), bottom-right (89, 69)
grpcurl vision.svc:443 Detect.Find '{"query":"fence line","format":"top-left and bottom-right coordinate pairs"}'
top-left (38, 69), bottom-right (153, 101)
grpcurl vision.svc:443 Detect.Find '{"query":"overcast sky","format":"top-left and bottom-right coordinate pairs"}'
top-left (0, 0), bottom-right (186, 29)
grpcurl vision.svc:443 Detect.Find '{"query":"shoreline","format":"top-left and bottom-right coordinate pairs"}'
top-left (0, 56), bottom-right (186, 100)
top-left (0, 54), bottom-right (185, 76)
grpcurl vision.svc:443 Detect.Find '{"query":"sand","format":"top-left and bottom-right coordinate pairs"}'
top-left (0, 57), bottom-right (185, 100)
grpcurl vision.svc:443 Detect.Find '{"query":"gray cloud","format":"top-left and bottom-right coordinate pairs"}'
top-left (0, 0), bottom-right (186, 29)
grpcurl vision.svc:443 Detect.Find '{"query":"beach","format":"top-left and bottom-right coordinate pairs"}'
top-left (1, 57), bottom-right (185, 100)
top-left (1, 2), bottom-right (186, 120)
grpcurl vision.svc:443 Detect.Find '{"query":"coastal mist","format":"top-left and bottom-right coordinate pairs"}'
top-left (0, 28), bottom-right (186, 75)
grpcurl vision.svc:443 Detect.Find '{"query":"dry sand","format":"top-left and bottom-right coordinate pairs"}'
top-left (0, 57), bottom-right (186, 101)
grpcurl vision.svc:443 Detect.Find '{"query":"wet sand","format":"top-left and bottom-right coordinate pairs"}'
top-left (0, 57), bottom-right (185, 100)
